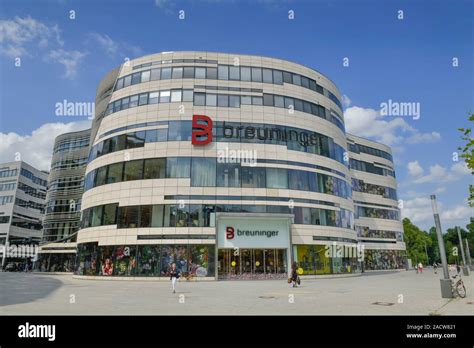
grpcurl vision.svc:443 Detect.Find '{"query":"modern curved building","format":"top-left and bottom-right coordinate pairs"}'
top-left (74, 51), bottom-right (405, 280)
top-left (37, 129), bottom-right (91, 272)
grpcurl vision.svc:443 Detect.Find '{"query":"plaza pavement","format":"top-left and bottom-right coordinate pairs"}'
top-left (0, 268), bottom-right (473, 315)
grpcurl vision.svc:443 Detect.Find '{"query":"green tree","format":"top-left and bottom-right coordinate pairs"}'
top-left (403, 218), bottom-right (432, 265)
top-left (457, 113), bottom-right (474, 206)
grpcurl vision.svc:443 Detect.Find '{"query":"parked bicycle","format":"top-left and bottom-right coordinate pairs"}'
top-left (451, 274), bottom-right (466, 298)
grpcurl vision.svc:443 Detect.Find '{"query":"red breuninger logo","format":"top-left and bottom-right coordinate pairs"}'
top-left (226, 226), bottom-right (235, 240)
top-left (192, 114), bottom-right (213, 145)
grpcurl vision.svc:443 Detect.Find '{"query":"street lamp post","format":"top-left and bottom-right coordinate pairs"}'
top-left (465, 238), bottom-right (473, 271)
top-left (457, 226), bottom-right (470, 276)
top-left (430, 195), bottom-right (453, 298)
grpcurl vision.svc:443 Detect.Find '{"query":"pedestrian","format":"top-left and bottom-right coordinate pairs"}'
top-left (290, 262), bottom-right (299, 288)
top-left (433, 262), bottom-right (438, 274)
top-left (169, 262), bottom-right (180, 294)
top-left (418, 262), bottom-right (423, 274)
top-left (456, 263), bottom-right (461, 275)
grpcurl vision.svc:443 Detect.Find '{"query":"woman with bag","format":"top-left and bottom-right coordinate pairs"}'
top-left (169, 262), bottom-right (180, 293)
top-left (290, 262), bottom-right (299, 288)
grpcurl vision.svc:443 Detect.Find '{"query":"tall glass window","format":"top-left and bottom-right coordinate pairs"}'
top-left (144, 158), bottom-right (166, 179)
top-left (218, 65), bottom-right (229, 80)
top-left (166, 157), bottom-right (191, 178)
top-left (241, 167), bottom-right (266, 188)
top-left (191, 157), bottom-right (216, 186)
top-left (266, 168), bottom-right (288, 189)
top-left (216, 163), bottom-right (241, 187)
top-left (106, 163), bottom-right (123, 184)
top-left (241, 67), bottom-right (251, 81)
top-left (123, 160), bottom-right (143, 181)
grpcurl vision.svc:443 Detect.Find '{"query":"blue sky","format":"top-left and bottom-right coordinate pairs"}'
top-left (0, 0), bottom-right (472, 230)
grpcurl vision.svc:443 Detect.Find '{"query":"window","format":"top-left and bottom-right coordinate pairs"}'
top-left (252, 96), bottom-right (263, 105)
top-left (229, 95), bottom-right (240, 108)
top-left (129, 95), bottom-right (139, 108)
top-left (262, 68), bottom-right (273, 83)
top-left (141, 70), bottom-right (150, 82)
top-left (309, 80), bottom-right (317, 91)
top-left (217, 163), bottom-right (240, 187)
top-left (202, 93), bottom-right (215, 106)
top-left (241, 96), bottom-right (252, 105)
top-left (171, 90), bottom-right (182, 102)
top-left (131, 72), bottom-right (141, 85)
top-left (149, 92), bottom-right (159, 104)
top-left (289, 170), bottom-right (309, 191)
top-left (182, 89), bottom-right (193, 102)
top-left (121, 97), bottom-right (130, 109)
top-left (122, 75), bottom-right (131, 88)
top-left (194, 93), bottom-right (205, 106)
top-left (191, 157), bottom-right (216, 186)
top-left (229, 66), bottom-right (240, 80)
top-left (159, 90), bottom-right (170, 103)
top-left (183, 67), bottom-right (194, 78)
top-left (139, 205), bottom-right (152, 227)
top-left (144, 158), bottom-right (165, 179)
top-left (115, 78), bottom-right (124, 90)
top-left (168, 121), bottom-right (191, 141)
top-left (273, 70), bottom-right (283, 85)
top-left (126, 131), bottom-right (145, 149)
top-left (292, 74), bottom-right (301, 86)
top-left (123, 160), bottom-right (143, 181)
top-left (301, 76), bottom-right (310, 88)
top-left (103, 204), bottom-right (117, 225)
top-left (251, 67), bottom-right (262, 82)
top-left (206, 67), bottom-right (217, 79)
top-left (95, 166), bottom-right (108, 186)
top-left (166, 157), bottom-right (191, 178)
top-left (218, 94), bottom-right (229, 107)
top-left (150, 68), bottom-right (160, 81)
top-left (263, 94), bottom-right (274, 106)
top-left (241, 67), bottom-right (251, 81)
top-left (172, 67), bottom-right (183, 79)
top-left (189, 204), bottom-right (202, 227)
top-left (91, 205), bottom-right (103, 227)
top-left (294, 99), bottom-right (303, 112)
top-left (266, 168), bottom-right (288, 189)
top-left (106, 163), bottom-right (123, 184)
top-left (274, 95), bottom-right (284, 108)
top-left (151, 205), bottom-right (164, 227)
top-left (283, 71), bottom-right (292, 83)
top-left (138, 93), bottom-right (148, 106)
top-left (195, 67), bottom-right (206, 79)
top-left (241, 167), bottom-right (266, 188)
top-left (161, 67), bottom-right (171, 79)
top-left (118, 206), bottom-right (139, 228)
top-left (218, 65), bottom-right (229, 80)
top-left (284, 97), bottom-right (294, 109)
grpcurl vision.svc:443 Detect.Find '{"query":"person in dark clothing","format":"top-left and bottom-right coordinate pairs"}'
top-left (169, 262), bottom-right (180, 293)
top-left (290, 262), bottom-right (299, 288)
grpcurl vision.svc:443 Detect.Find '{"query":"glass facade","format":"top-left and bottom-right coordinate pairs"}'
top-left (75, 242), bottom-right (215, 278)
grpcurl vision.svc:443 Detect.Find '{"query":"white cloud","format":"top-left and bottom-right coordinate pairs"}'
top-left (0, 121), bottom-right (91, 171)
top-left (407, 162), bottom-right (470, 185)
top-left (441, 205), bottom-right (472, 221)
top-left (401, 196), bottom-right (472, 229)
top-left (88, 32), bottom-right (143, 58)
top-left (47, 49), bottom-right (87, 79)
top-left (0, 16), bottom-right (63, 57)
top-left (344, 106), bottom-right (441, 148)
top-left (407, 160), bottom-right (424, 177)
top-left (342, 94), bottom-right (351, 108)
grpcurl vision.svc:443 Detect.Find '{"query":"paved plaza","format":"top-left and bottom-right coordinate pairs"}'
top-left (0, 269), bottom-right (473, 315)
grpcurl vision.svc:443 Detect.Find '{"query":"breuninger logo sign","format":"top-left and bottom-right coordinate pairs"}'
top-left (226, 226), bottom-right (279, 239)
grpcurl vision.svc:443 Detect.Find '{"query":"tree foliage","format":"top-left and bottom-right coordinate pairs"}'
top-left (457, 113), bottom-right (474, 206)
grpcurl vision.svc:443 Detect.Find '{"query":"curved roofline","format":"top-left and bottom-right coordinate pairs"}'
top-left (108, 50), bottom-right (342, 95)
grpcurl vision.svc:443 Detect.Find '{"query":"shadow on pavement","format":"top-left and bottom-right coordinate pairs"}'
top-left (0, 273), bottom-right (62, 306)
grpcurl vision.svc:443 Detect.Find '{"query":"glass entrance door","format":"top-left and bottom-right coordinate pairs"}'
top-left (218, 248), bottom-right (287, 280)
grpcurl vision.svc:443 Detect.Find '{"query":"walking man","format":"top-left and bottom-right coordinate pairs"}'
top-left (169, 263), bottom-right (180, 294)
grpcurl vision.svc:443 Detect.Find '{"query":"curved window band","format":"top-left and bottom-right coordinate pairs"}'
top-left (83, 156), bottom-right (352, 200)
top-left (81, 203), bottom-right (354, 230)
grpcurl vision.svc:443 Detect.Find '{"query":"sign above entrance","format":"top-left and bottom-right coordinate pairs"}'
top-left (217, 216), bottom-right (290, 249)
